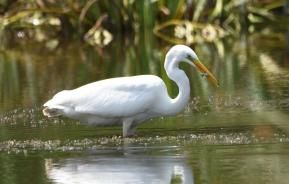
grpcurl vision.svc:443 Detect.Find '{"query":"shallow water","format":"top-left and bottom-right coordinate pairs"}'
top-left (1, 28), bottom-right (289, 183)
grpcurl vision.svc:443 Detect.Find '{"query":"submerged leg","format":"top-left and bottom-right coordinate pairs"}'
top-left (122, 118), bottom-right (137, 137)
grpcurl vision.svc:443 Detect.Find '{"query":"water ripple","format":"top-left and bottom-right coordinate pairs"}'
top-left (1, 130), bottom-right (288, 154)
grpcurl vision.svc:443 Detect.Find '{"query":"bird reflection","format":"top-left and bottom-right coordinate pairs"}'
top-left (45, 147), bottom-right (193, 184)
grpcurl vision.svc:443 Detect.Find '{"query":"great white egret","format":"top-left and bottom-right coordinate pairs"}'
top-left (43, 45), bottom-right (218, 137)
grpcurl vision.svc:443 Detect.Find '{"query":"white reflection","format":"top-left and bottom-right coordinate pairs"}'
top-left (45, 153), bottom-right (193, 184)
top-left (260, 53), bottom-right (282, 74)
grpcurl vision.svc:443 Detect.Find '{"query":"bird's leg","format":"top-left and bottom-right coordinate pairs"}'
top-left (122, 118), bottom-right (137, 137)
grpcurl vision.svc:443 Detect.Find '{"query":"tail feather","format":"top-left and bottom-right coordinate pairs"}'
top-left (42, 107), bottom-right (62, 117)
top-left (43, 90), bottom-right (71, 118)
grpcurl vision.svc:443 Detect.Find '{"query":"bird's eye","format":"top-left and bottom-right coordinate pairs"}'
top-left (186, 55), bottom-right (194, 61)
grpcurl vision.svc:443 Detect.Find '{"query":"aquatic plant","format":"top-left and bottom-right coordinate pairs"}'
top-left (0, 0), bottom-right (287, 46)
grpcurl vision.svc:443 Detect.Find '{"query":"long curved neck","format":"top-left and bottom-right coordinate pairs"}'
top-left (163, 57), bottom-right (190, 115)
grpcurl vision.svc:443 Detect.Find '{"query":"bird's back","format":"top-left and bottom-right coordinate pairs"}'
top-left (44, 75), bottom-right (166, 119)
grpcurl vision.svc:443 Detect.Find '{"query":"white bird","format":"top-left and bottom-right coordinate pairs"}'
top-left (43, 45), bottom-right (218, 137)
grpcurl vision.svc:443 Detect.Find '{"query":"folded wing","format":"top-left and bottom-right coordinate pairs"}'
top-left (46, 75), bottom-right (164, 118)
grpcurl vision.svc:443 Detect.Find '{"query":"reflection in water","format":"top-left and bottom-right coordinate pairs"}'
top-left (0, 24), bottom-right (289, 184)
top-left (188, 144), bottom-right (289, 184)
top-left (45, 154), bottom-right (193, 184)
top-left (44, 141), bottom-right (193, 184)
top-left (1, 142), bottom-right (289, 184)
top-left (1, 31), bottom-right (289, 116)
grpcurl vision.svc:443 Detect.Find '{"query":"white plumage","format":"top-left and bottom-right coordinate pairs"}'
top-left (43, 45), bottom-right (218, 137)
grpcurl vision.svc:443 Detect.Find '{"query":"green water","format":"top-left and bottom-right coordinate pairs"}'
top-left (1, 28), bottom-right (289, 184)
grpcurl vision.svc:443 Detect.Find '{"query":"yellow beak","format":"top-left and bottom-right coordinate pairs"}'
top-left (194, 60), bottom-right (219, 87)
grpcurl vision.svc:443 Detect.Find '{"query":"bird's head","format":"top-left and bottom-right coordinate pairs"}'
top-left (165, 45), bottom-right (219, 87)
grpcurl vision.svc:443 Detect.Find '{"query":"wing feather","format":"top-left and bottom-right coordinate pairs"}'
top-left (67, 75), bottom-right (164, 117)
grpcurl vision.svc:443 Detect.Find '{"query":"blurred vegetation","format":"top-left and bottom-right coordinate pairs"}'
top-left (0, 0), bottom-right (289, 112)
top-left (0, 0), bottom-right (288, 47)
top-left (0, 3), bottom-right (289, 184)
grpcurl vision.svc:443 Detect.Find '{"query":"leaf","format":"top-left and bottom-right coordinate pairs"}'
top-left (248, 6), bottom-right (275, 20)
top-left (193, 0), bottom-right (207, 22)
top-left (209, 0), bottom-right (223, 21)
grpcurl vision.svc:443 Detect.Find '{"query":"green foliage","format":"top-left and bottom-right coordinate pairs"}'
top-left (0, 0), bottom-right (287, 46)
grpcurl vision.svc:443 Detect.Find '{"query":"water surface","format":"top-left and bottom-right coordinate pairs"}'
top-left (1, 28), bottom-right (289, 183)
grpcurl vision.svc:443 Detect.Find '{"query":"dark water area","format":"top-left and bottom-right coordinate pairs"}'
top-left (1, 26), bottom-right (289, 183)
